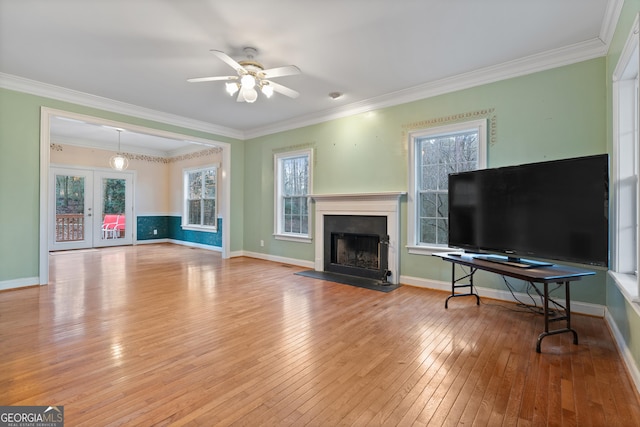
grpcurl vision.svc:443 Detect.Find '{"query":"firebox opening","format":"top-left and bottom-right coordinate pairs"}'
top-left (332, 233), bottom-right (380, 271)
top-left (323, 215), bottom-right (389, 281)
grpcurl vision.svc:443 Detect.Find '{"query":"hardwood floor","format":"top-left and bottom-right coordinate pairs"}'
top-left (1, 243), bottom-right (639, 426)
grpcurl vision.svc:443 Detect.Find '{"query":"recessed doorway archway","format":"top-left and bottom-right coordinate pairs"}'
top-left (39, 107), bottom-right (231, 285)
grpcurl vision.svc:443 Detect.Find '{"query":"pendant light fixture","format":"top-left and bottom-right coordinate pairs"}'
top-left (109, 129), bottom-right (129, 171)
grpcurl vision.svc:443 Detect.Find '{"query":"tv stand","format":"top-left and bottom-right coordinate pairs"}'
top-left (434, 252), bottom-right (595, 352)
top-left (472, 254), bottom-right (553, 269)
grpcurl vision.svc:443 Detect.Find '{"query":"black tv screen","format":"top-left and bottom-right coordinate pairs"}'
top-left (448, 154), bottom-right (609, 267)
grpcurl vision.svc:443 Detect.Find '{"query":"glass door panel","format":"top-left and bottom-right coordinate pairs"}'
top-left (95, 171), bottom-right (133, 247)
top-left (50, 168), bottom-right (93, 250)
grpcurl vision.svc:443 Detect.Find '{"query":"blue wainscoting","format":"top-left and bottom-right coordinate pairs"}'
top-left (137, 216), bottom-right (222, 248)
top-left (137, 216), bottom-right (169, 240)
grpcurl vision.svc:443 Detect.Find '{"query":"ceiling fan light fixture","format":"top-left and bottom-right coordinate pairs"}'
top-left (188, 48), bottom-right (300, 103)
top-left (225, 81), bottom-right (239, 96)
top-left (261, 84), bottom-right (274, 98)
top-left (240, 74), bottom-right (256, 89)
top-left (242, 87), bottom-right (258, 103)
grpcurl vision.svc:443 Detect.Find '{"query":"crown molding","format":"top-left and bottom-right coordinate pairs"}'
top-left (244, 37), bottom-right (608, 139)
top-left (0, 73), bottom-right (244, 140)
top-left (1, 27), bottom-right (615, 142)
top-left (600, 0), bottom-right (625, 46)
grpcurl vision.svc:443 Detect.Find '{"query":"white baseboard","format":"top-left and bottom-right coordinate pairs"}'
top-left (400, 274), bottom-right (605, 317)
top-left (136, 238), bottom-right (170, 245)
top-left (240, 251), bottom-right (315, 269)
top-left (605, 308), bottom-right (640, 395)
top-left (166, 239), bottom-right (222, 252)
top-left (0, 276), bottom-right (40, 291)
top-left (137, 239), bottom-right (222, 253)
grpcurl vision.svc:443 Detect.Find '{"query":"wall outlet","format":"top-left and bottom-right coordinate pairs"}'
top-left (153, 229), bottom-right (158, 235)
top-left (260, 240), bottom-right (264, 247)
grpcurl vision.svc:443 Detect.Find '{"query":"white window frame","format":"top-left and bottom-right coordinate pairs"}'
top-left (182, 164), bottom-right (219, 232)
top-left (274, 148), bottom-right (313, 243)
top-left (611, 13), bottom-right (640, 303)
top-left (407, 119), bottom-right (487, 256)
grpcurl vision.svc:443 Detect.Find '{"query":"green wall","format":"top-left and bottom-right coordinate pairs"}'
top-left (0, 50), bottom-right (612, 307)
top-left (0, 87), bottom-right (244, 282)
top-left (244, 57), bottom-right (607, 304)
top-left (0, 89), bottom-right (41, 280)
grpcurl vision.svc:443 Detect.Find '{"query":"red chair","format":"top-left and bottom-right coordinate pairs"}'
top-left (114, 215), bottom-right (125, 238)
top-left (102, 214), bottom-right (119, 239)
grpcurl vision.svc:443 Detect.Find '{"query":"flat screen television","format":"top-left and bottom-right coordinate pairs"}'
top-left (448, 154), bottom-right (609, 267)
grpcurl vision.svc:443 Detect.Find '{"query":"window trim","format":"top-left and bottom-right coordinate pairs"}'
top-left (407, 119), bottom-right (487, 256)
top-left (182, 164), bottom-right (219, 233)
top-left (273, 148), bottom-right (313, 242)
top-left (611, 13), bottom-right (640, 303)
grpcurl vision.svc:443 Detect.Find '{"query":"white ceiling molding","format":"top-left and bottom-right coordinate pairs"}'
top-left (244, 37), bottom-right (608, 139)
top-left (0, 73), bottom-right (244, 140)
top-left (600, 0), bottom-right (625, 45)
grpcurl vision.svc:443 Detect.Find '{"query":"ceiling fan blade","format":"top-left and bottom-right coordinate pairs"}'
top-left (187, 75), bottom-right (238, 83)
top-left (210, 49), bottom-right (245, 72)
top-left (261, 65), bottom-right (301, 79)
top-left (268, 81), bottom-right (299, 98)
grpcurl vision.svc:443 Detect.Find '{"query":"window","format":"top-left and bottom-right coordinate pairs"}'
top-left (611, 15), bottom-right (640, 302)
top-left (274, 149), bottom-right (312, 241)
top-left (408, 119), bottom-right (487, 254)
top-left (183, 165), bottom-right (217, 231)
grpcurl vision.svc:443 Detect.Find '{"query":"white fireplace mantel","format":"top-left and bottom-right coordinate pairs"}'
top-left (310, 192), bottom-right (406, 284)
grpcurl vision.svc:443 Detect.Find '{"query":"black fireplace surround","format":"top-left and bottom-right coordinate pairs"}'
top-left (323, 215), bottom-right (390, 281)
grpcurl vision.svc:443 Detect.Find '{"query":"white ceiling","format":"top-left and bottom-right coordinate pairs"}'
top-left (0, 0), bottom-right (617, 153)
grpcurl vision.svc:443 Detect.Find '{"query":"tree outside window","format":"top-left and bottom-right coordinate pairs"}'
top-left (55, 175), bottom-right (85, 214)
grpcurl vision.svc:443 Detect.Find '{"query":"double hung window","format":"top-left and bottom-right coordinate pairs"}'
top-left (274, 149), bottom-right (312, 240)
top-left (612, 15), bottom-right (639, 301)
top-left (408, 120), bottom-right (486, 254)
top-left (183, 165), bottom-right (217, 230)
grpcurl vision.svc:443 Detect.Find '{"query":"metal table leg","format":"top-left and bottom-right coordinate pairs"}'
top-left (536, 281), bottom-right (578, 352)
top-left (445, 263), bottom-right (480, 308)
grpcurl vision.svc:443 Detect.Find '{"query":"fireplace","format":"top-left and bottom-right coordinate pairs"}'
top-left (324, 215), bottom-right (389, 281)
top-left (311, 192), bottom-right (405, 285)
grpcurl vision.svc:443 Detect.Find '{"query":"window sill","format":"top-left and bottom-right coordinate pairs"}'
top-left (181, 225), bottom-right (217, 233)
top-left (609, 271), bottom-right (640, 305)
top-left (274, 234), bottom-right (312, 244)
top-left (407, 245), bottom-right (453, 256)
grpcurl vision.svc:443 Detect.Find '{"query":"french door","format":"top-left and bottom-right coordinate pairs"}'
top-left (50, 167), bottom-right (133, 250)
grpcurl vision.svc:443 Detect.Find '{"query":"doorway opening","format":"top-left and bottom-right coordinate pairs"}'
top-left (39, 107), bottom-right (232, 285)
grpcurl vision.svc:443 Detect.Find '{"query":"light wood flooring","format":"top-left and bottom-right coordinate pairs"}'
top-left (1, 243), bottom-right (639, 426)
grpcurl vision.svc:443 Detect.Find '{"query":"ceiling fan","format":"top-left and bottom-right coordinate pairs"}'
top-left (188, 47), bottom-right (301, 103)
